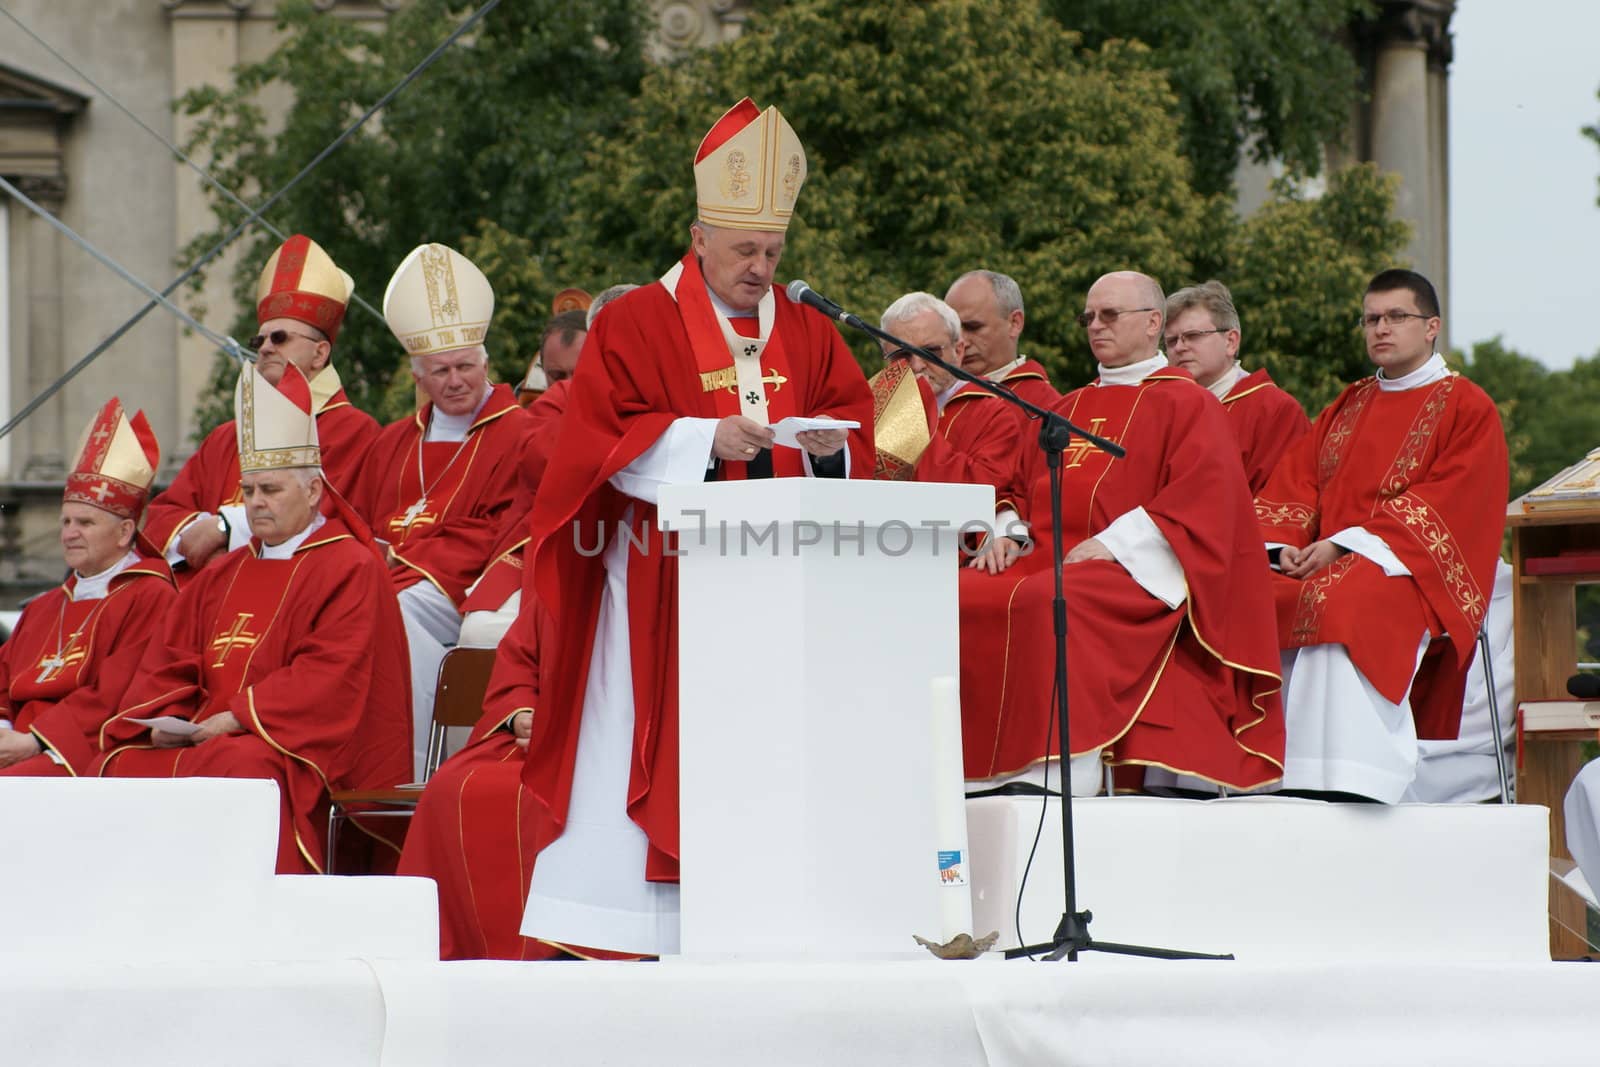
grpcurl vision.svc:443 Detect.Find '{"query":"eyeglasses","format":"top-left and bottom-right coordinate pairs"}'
top-left (248, 328), bottom-right (323, 350)
top-left (1360, 310), bottom-right (1431, 331)
top-left (887, 343), bottom-right (948, 362)
top-left (1077, 307), bottom-right (1155, 328)
top-left (1163, 328), bottom-right (1228, 349)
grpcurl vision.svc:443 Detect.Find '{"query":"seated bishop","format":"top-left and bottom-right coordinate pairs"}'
top-left (1256, 269), bottom-right (1508, 803)
top-left (0, 399), bottom-right (176, 776)
top-left (1163, 280), bottom-right (1310, 494)
top-left (96, 363), bottom-right (411, 874)
top-left (961, 270), bottom-right (1284, 796)
top-left (868, 292), bottom-right (1021, 493)
top-left (347, 244), bottom-right (531, 777)
top-left (142, 235), bottom-right (378, 580)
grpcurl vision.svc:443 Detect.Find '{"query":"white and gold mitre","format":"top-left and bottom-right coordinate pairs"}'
top-left (694, 97), bottom-right (808, 232)
top-left (235, 362), bottom-right (321, 474)
top-left (63, 397), bottom-right (160, 520)
top-left (382, 243), bottom-right (495, 358)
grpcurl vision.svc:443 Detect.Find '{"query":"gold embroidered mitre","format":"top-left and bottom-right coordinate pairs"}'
top-left (254, 234), bottom-right (355, 342)
top-left (63, 397), bottom-right (160, 520)
top-left (236, 362), bottom-right (321, 474)
top-left (382, 243), bottom-right (495, 358)
top-left (868, 360), bottom-right (934, 480)
top-left (694, 97), bottom-right (808, 232)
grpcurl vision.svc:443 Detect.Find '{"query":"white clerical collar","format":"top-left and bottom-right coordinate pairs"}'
top-left (426, 384), bottom-right (493, 442)
top-left (1206, 361), bottom-right (1247, 401)
top-left (1376, 352), bottom-right (1448, 392)
top-left (260, 512), bottom-right (327, 560)
top-left (1097, 352), bottom-right (1167, 387)
top-left (708, 285), bottom-right (758, 320)
top-left (985, 355), bottom-right (1027, 382)
top-left (935, 378), bottom-right (965, 413)
top-left (72, 549), bottom-right (141, 602)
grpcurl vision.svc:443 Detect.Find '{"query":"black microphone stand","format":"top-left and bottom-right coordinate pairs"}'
top-left (819, 294), bottom-right (1231, 963)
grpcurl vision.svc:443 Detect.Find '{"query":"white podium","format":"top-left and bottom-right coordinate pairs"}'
top-left (659, 478), bottom-right (993, 958)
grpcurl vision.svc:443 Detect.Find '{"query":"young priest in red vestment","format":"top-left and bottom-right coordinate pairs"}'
top-left (945, 270), bottom-right (1059, 409)
top-left (348, 244), bottom-right (531, 777)
top-left (96, 364), bottom-right (411, 873)
top-left (142, 235), bottom-right (378, 579)
top-left (516, 97), bottom-right (874, 957)
top-left (1164, 280), bottom-right (1310, 494)
top-left (869, 292), bottom-right (1022, 490)
top-left (962, 270), bottom-right (1284, 796)
top-left (0, 399), bottom-right (175, 777)
top-left (1256, 268), bottom-right (1508, 803)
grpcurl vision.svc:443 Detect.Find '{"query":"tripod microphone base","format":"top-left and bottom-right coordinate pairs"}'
top-left (1003, 909), bottom-right (1235, 962)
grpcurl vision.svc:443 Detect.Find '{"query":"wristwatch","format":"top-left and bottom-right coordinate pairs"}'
top-left (216, 513), bottom-right (231, 540)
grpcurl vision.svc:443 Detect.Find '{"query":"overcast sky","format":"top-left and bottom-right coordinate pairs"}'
top-left (1449, 0), bottom-right (1600, 368)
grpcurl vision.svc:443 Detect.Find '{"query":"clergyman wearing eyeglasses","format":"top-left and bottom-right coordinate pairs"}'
top-left (1256, 267), bottom-right (1509, 804)
top-left (959, 270), bottom-right (1285, 801)
top-left (140, 234), bottom-right (380, 581)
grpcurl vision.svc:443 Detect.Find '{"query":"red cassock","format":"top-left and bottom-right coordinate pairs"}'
top-left (960, 369), bottom-right (1284, 788)
top-left (459, 381), bottom-right (570, 615)
top-left (348, 383), bottom-right (530, 607)
top-left (142, 388), bottom-right (378, 571)
top-left (522, 257), bottom-right (875, 888)
top-left (93, 516), bottom-right (412, 873)
top-left (999, 358), bottom-right (1060, 410)
top-left (1255, 373), bottom-right (1508, 740)
top-left (0, 558), bottom-right (176, 777)
top-left (1221, 369), bottom-right (1310, 494)
top-left (915, 385), bottom-right (1024, 489)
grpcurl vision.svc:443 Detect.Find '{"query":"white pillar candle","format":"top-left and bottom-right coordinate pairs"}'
top-left (930, 675), bottom-right (974, 942)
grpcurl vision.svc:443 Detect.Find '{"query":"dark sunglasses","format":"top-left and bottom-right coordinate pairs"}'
top-left (249, 328), bottom-right (322, 351)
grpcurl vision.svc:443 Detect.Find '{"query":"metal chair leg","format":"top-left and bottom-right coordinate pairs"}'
top-left (1479, 626), bottom-right (1512, 804)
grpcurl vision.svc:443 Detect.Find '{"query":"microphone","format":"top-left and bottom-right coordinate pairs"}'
top-left (786, 279), bottom-right (851, 323)
top-left (1567, 673), bottom-right (1600, 699)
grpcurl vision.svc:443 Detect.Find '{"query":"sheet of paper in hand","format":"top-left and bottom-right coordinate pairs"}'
top-left (127, 716), bottom-right (204, 737)
top-left (768, 416), bottom-right (861, 449)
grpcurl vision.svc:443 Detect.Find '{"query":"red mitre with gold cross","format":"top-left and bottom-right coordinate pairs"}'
top-left (254, 234), bottom-right (356, 342)
top-left (694, 97), bottom-right (808, 232)
top-left (63, 397), bottom-right (160, 520)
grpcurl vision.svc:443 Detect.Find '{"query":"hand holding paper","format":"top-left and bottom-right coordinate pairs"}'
top-left (769, 416), bottom-right (860, 450)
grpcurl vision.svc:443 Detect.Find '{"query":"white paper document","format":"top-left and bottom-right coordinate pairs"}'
top-left (768, 416), bottom-right (861, 449)
top-left (127, 716), bottom-right (204, 737)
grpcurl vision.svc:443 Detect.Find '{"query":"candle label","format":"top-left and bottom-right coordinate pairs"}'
top-left (937, 849), bottom-right (967, 886)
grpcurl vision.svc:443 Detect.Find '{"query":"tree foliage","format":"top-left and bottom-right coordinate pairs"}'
top-left (1049, 0), bottom-right (1374, 199)
top-left (1459, 339), bottom-right (1600, 500)
top-left (177, 0), bottom-right (650, 429)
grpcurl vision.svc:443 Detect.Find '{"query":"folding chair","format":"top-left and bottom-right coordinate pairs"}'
top-left (324, 645), bottom-right (497, 872)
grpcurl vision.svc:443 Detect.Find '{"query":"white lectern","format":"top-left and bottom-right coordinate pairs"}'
top-left (658, 478), bottom-right (993, 958)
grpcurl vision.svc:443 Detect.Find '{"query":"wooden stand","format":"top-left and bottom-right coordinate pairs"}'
top-left (1507, 497), bottom-right (1600, 958)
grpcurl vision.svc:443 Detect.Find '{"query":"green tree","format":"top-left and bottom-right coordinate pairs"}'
top-left (1220, 165), bottom-right (1409, 413)
top-left (1049, 0), bottom-right (1374, 199)
top-left (178, 0), bottom-right (650, 430)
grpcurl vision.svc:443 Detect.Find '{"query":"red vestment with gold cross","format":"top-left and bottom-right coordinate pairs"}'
top-left (915, 384), bottom-right (1023, 489)
top-left (1255, 373), bottom-right (1507, 740)
top-left (1221, 368), bottom-right (1311, 494)
top-left (960, 370), bottom-right (1284, 788)
top-left (0, 558), bottom-right (175, 777)
top-left (349, 383), bottom-right (530, 608)
top-left (93, 516), bottom-right (411, 873)
top-left (521, 255), bottom-right (875, 890)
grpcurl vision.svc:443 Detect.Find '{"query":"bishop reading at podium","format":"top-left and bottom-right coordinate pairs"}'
top-left (508, 97), bottom-right (874, 958)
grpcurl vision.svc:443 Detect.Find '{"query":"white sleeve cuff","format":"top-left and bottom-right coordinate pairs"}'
top-left (219, 504), bottom-right (251, 551)
top-left (994, 508), bottom-right (1025, 545)
top-left (608, 418), bottom-right (719, 504)
top-left (167, 513), bottom-right (211, 566)
top-left (1327, 526), bottom-right (1411, 577)
top-left (1096, 506), bottom-right (1187, 609)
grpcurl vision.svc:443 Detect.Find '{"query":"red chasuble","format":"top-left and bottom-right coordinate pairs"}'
top-left (142, 382), bottom-right (377, 566)
top-left (0, 558), bottom-right (176, 777)
top-left (459, 382), bottom-right (571, 615)
top-left (960, 369), bottom-right (1284, 788)
top-left (915, 385), bottom-right (1024, 489)
top-left (93, 516), bottom-right (412, 873)
top-left (999, 358), bottom-right (1060, 410)
top-left (1256, 373), bottom-right (1508, 739)
top-left (349, 383), bottom-right (530, 608)
top-left (521, 255), bottom-right (875, 885)
top-left (1221, 369), bottom-right (1311, 494)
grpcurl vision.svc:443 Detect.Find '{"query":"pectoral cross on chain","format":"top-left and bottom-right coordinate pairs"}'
top-left (401, 498), bottom-right (430, 529)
